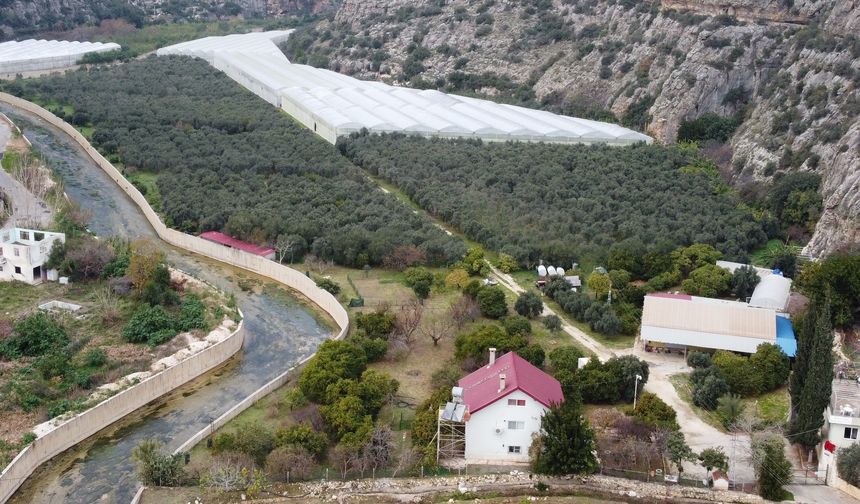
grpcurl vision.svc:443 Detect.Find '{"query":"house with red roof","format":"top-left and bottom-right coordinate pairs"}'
top-left (199, 231), bottom-right (276, 260)
top-left (444, 349), bottom-right (563, 463)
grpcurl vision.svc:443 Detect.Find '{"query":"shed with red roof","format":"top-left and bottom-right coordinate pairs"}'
top-left (199, 231), bottom-right (276, 260)
top-left (453, 349), bottom-right (563, 463)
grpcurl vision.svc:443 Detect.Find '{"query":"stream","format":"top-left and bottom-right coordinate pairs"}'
top-left (0, 104), bottom-right (334, 504)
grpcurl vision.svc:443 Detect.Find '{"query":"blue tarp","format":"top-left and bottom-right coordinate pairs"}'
top-left (775, 315), bottom-right (797, 357)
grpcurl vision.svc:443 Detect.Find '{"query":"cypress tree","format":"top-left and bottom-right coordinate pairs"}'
top-left (531, 395), bottom-right (598, 475)
top-left (754, 436), bottom-right (792, 501)
top-left (789, 299), bottom-right (834, 448)
top-left (788, 310), bottom-right (813, 407)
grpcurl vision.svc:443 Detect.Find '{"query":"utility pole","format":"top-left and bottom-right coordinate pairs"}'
top-left (633, 374), bottom-right (643, 409)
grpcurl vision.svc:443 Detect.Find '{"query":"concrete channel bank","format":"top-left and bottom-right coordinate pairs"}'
top-left (0, 93), bottom-right (350, 503)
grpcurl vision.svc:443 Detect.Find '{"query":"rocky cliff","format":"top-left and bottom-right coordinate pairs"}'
top-left (0, 0), bottom-right (336, 39)
top-left (294, 0), bottom-right (858, 258)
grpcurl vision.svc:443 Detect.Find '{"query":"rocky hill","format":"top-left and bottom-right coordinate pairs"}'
top-left (0, 0), bottom-right (335, 40)
top-left (285, 0), bottom-right (859, 259)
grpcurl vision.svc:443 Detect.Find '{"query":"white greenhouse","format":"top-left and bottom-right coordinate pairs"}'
top-left (158, 31), bottom-right (653, 145)
top-left (0, 39), bottom-right (121, 76)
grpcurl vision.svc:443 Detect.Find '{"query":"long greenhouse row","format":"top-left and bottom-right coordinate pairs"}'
top-left (0, 39), bottom-right (120, 75)
top-left (158, 31), bottom-right (652, 145)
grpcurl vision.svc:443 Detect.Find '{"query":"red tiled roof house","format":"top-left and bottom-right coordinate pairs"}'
top-left (456, 349), bottom-right (564, 463)
top-left (199, 231), bottom-right (276, 260)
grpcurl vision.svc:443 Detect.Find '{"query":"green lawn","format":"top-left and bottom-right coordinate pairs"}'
top-left (1, 150), bottom-right (19, 172)
top-left (742, 386), bottom-right (790, 425)
top-left (125, 170), bottom-right (163, 213)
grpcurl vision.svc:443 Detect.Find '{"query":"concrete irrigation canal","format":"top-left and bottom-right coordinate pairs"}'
top-left (0, 104), bottom-right (334, 504)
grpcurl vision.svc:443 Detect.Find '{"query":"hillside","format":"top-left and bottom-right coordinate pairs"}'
top-left (284, 0), bottom-right (860, 258)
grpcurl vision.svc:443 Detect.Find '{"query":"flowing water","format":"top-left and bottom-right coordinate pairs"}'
top-left (0, 104), bottom-right (334, 503)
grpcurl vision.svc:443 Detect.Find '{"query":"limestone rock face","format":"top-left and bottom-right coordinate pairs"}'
top-left (306, 0), bottom-right (859, 258)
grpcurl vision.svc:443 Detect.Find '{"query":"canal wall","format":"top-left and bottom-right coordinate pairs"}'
top-left (0, 93), bottom-right (350, 503)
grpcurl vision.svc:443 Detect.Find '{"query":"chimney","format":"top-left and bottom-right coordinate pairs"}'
top-left (489, 348), bottom-right (497, 366)
top-left (498, 374), bottom-right (506, 393)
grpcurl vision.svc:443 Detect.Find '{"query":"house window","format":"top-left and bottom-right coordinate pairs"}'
top-left (507, 421), bottom-right (525, 430)
top-left (14, 248), bottom-right (19, 257)
top-left (14, 266), bottom-right (21, 274)
top-left (20, 231), bottom-right (29, 240)
top-left (507, 399), bottom-right (526, 406)
top-left (508, 446), bottom-right (521, 454)
top-left (846, 428), bottom-right (859, 440)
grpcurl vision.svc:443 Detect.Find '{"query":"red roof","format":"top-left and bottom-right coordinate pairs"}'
top-left (199, 231), bottom-right (275, 257)
top-left (458, 352), bottom-right (564, 414)
top-left (648, 292), bottom-right (692, 301)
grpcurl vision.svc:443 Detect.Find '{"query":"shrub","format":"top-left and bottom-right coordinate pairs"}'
top-left (631, 392), bottom-right (678, 430)
top-left (605, 355), bottom-right (649, 403)
top-left (233, 422), bottom-right (276, 466)
top-left (445, 269), bottom-right (470, 289)
top-left (354, 310), bottom-right (395, 339)
top-left (837, 444), bottom-right (860, 487)
top-left (132, 439), bottom-right (185, 487)
top-left (682, 264), bottom-right (731, 297)
top-left (2, 312), bottom-right (69, 358)
top-left (515, 291), bottom-right (543, 319)
top-left (316, 278), bottom-right (341, 295)
top-left (713, 350), bottom-right (763, 396)
top-left (716, 394), bottom-right (745, 428)
top-left (548, 346), bottom-right (584, 373)
top-left (477, 286), bottom-right (507, 318)
top-left (693, 374), bottom-right (730, 410)
top-left (275, 424), bottom-right (328, 460)
top-left (355, 337), bottom-right (388, 362)
top-left (502, 315), bottom-right (531, 337)
top-left (177, 293), bottom-right (207, 331)
top-left (749, 343), bottom-right (790, 392)
top-left (83, 347), bottom-right (108, 367)
top-left (321, 395), bottom-right (372, 440)
top-left (578, 359), bottom-right (622, 404)
top-left (731, 265), bottom-right (760, 299)
top-left (542, 314), bottom-right (562, 332)
top-left (404, 266), bottom-right (434, 299)
top-left (454, 324), bottom-right (526, 365)
top-left (122, 305), bottom-right (176, 345)
top-left (677, 113), bottom-right (741, 143)
top-left (687, 351), bottom-right (712, 368)
top-left (518, 344), bottom-right (546, 367)
top-left (299, 340), bottom-right (368, 403)
top-left (265, 446), bottom-right (316, 481)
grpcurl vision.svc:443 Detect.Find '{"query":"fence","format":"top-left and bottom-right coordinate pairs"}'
top-left (0, 93), bottom-right (350, 503)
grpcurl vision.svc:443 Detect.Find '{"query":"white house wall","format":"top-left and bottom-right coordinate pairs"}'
top-left (156, 32), bottom-right (653, 146)
top-left (641, 325), bottom-right (773, 354)
top-left (464, 389), bottom-right (547, 463)
top-left (824, 408), bottom-right (860, 450)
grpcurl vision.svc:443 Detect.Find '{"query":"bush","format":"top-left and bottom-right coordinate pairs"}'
top-left (687, 351), bottom-right (712, 368)
top-left (266, 446), bottom-right (316, 481)
top-left (542, 314), bottom-right (562, 332)
top-left (355, 337), bottom-right (388, 362)
top-left (514, 291), bottom-right (543, 319)
top-left (693, 373), bottom-right (730, 410)
top-left (177, 293), bottom-right (207, 331)
top-left (677, 113), bottom-right (741, 143)
top-left (749, 343), bottom-right (790, 392)
top-left (321, 395), bottom-right (372, 440)
top-left (713, 350), bottom-right (764, 396)
top-left (682, 264), bottom-right (731, 297)
top-left (354, 310), bottom-right (395, 339)
top-left (716, 394), bottom-right (745, 428)
top-left (316, 278), bottom-right (341, 295)
top-left (83, 347), bottom-right (108, 367)
top-left (631, 392), bottom-right (678, 430)
top-left (477, 286), bottom-right (507, 318)
top-left (132, 439), bottom-right (185, 487)
top-left (275, 424), bottom-right (328, 460)
top-left (122, 305), bottom-right (176, 345)
top-left (837, 444), bottom-right (860, 487)
top-left (578, 359), bottom-right (621, 404)
top-left (454, 324), bottom-right (527, 365)
top-left (1, 312), bottom-right (69, 358)
top-left (518, 344), bottom-right (546, 367)
top-left (233, 422), bottom-right (276, 466)
top-left (404, 266), bottom-right (434, 299)
top-left (299, 340), bottom-right (368, 403)
top-left (731, 265), bottom-right (760, 299)
top-left (502, 315), bottom-right (531, 337)
top-left (548, 346), bottom-right (584, 373)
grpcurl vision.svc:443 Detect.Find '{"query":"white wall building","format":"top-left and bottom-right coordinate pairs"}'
top-left (0, 39), bottom-right (120, 76)
top-left (440, 350), bottom-right (564, 464)
top-left (0, 227), bottom-right (64, 284)
top-left (823, 378), bottom-right (860, 451)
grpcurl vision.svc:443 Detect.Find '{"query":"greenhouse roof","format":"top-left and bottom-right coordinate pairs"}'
top-left (0, 39), bottom-right (120, 65)
top-left (157, 31), bottom-right (653, 145)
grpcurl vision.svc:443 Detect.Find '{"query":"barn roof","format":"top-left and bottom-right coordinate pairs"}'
top-left (458, 352), bottom-right (564, 414)
top-left (199, 231), bottom-right (275, 257)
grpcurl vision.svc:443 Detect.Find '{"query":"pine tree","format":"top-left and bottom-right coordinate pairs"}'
top-left (531, 396), bottom-right (598, 475)
top-left (753, 436), bottom-right (792, 501)
top-left (789, 299), bottom-right (834, 448)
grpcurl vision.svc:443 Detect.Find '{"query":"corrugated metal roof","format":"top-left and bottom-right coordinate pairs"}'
top-left (642, 294), bottom-right (776, 340)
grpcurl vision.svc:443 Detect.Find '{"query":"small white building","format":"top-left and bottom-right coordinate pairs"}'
top-left (438, 350), bottom-right (564, 464)
top-left (0, 227), bottom-right (64, 284)
top-left (823, 378), bottom-right (860, 451)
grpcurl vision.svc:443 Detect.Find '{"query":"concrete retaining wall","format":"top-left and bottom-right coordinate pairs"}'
top-left (0, 318), bottom-right (244, 504)
top-left (0, 92), bottom-right (349, 503)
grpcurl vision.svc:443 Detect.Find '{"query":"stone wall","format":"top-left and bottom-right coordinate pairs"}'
top-left (0, 92), bottom-right (350, 504)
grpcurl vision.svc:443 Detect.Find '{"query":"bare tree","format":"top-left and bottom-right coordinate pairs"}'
top-left (329, 444), bottom-right (362, 479)
top-left (393, 298), bottom-right (423, 346)
top-left (391, 444), bottom-right (418, 477)
top-left (305, 254), bottom-right (332, 276)
top-left (420, 316), bottom-right (454, 346)
top-left (449, 295), bottom-right (480, 329)
top-left (200, 453), bottom-right (254, 491)
top-left (361, 426), bottom-right (394, 473)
